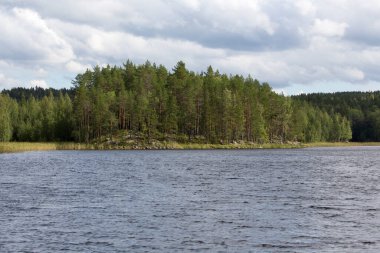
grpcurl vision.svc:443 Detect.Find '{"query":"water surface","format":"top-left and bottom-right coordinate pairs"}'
top-left (0, 147), bottom-right (379, 252)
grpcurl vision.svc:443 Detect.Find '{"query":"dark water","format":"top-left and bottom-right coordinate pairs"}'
top-left (0, 147), bottom-right (379, 252)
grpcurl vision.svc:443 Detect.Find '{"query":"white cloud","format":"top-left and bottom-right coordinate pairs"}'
top-left (0, 7), bottom-right (74, 64)
top-left (295, 0), bottom-right (316, 16)
top-left (80, 27), bottom-right (226, 69)
top-left (181, 0), bottom-right (200, 11)
top-left (312, 19), bottom-right (348, 37)
top-left (202, 0), bottom-right (276, 35)
top-left (0, 73), bottom-right (18, 89)
top-left (30, 79), bottom-right (49, 89)
top-left (337, 67), bottom-right (365, 81)
top-left (35, 67), bottom-right (47, 77)
top-left (65, 60), bottom-right (91, 73)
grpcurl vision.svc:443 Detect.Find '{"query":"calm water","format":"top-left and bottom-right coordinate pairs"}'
top-left (0, 147), bottom-right (379, 252)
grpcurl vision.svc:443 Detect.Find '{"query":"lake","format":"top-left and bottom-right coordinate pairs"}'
top-left (0, 147), bottom-right (379, 252)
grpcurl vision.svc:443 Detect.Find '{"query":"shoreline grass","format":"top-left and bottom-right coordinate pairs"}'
top-left (1, 141), bottom-right (380, 153)
top-left (303, 142), bottom-right (380, 148)
top-left (0, 142), bottom-right (91, 153)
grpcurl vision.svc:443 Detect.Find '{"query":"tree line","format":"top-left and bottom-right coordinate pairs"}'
top-left (0, 61), bottom-right (352, 143)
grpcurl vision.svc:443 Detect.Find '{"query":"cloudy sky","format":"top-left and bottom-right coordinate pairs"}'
top-left (1, 0), bottom-right (380, 94)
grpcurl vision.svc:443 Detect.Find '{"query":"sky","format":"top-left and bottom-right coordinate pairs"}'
top-left (0, 0), bottom-right (380, 95)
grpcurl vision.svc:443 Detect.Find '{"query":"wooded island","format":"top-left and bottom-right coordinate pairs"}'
top-left (2, 60), bottom-right (373, 149)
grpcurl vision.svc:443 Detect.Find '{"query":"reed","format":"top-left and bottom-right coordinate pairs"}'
top-left (0, 142), bottom-right (93, 153)
top-left (303, 142), bottom-right (380, 148)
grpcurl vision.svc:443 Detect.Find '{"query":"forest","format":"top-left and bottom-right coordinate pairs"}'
top-left (294, 92), bottom-right (380, 141)
top-left (0, 60), bottom-right (353, 144)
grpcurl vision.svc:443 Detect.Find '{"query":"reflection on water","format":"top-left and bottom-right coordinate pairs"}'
top-left (0, 147), bottom-right (379, 252)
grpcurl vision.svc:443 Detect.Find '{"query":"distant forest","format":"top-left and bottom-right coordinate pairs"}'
top-left (294, 92), bottom-right (380, 141)
top-left (0, 61), bottom-right (354, 143)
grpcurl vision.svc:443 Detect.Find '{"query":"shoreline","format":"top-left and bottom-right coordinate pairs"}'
top-left (1, 141), bottom-right (380, 153)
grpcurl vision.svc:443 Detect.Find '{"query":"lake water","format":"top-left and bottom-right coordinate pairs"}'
top-left (0, 147), bottom-right (379, 252)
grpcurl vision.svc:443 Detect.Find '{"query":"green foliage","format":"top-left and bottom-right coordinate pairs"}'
top-left (288, 100), bottom-right (351, 143)
top-left (0, 95), bottom-right (13, 142)
top-left (294, 92), bottom-right (380, 141)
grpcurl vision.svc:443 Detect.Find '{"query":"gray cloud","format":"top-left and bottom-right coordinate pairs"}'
top-left (0, 0), bottom-right (380, 93)
top-left (5, 0), bottom-right (305, 51)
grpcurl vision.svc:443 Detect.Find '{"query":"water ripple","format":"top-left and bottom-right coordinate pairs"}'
top-left (0, 148), bottom-right (379, 252)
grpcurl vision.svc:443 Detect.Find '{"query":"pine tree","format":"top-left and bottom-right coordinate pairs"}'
top-left (55, 93), bottom-right (73, 141)
top-left (0, 95), bottom-right (13, 142)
